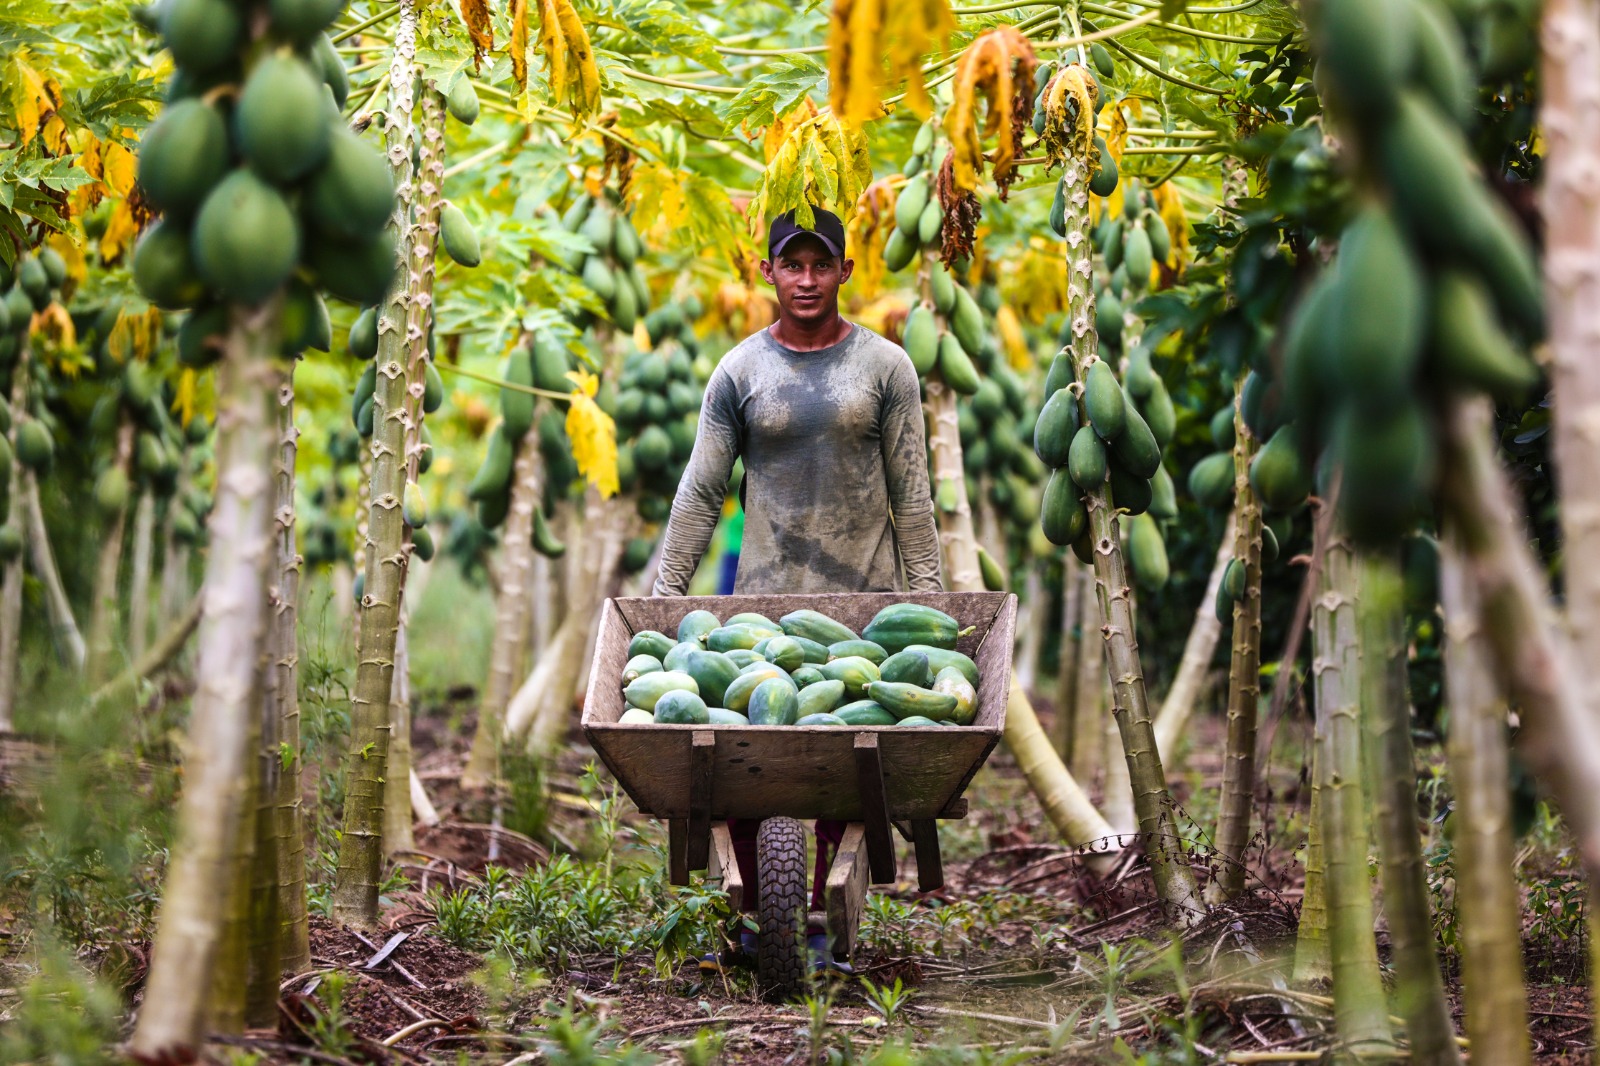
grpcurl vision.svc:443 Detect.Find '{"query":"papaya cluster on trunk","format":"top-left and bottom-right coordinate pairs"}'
top-left (1287, 0), bottom-right (1543, 546)
top-left (1089, 182), bottom-right (1172, 345)
top-left (956, 341), bottom-right (1049, 587)
top-left (133, 0), bottom-right (399, 336)
top-left (617, 604), bottom-right (980, 727)
top-left (559, 192), bottom-right (652, 334)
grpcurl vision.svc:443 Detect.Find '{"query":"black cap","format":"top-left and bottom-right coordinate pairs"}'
top-left (767, 207), bottom-right (846, 260)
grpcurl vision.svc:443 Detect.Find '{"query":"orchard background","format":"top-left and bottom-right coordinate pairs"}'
top-left (0, 0), bottom-right (1595, 1061)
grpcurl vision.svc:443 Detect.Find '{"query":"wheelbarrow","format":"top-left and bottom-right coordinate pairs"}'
top-left (581, 590), bottom-right (1017, 997)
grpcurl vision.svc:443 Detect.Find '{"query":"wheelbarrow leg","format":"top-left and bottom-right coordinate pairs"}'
top-left (853, 733), bottom-right (897, 884)
top-left (911, 819), bottom-right (943, 892)
top-left (824, 823), bottom-right (869, 962)
top-left (668, 730), bottom-right (716, 885)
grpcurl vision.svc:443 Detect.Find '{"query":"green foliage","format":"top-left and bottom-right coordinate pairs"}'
top-left (0, 939), bottom-right (123, 1066)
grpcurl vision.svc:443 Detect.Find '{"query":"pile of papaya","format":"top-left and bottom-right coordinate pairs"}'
top-left (1287, 0), bottom-right (1542, 545)
top-left (617, 604), bottom-right (982, 729)
top-left (133, 0), bottom-right (399, 352)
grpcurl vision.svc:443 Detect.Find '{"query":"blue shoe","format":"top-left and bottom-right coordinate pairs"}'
top-left (807, 933), bottom-right (854, 975)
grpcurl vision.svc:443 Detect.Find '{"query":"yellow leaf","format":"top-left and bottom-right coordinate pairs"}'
top-left (459, 0), bottom-right (495, 69)
top-left (886, 0), bottom-right (955, 118)
top-left (32, 304), bottom-right (75, 351)
top-left (510, 0), bottom-right (529, 91)
top-left (829, 0), bottom-right (953, 124)
top-left (564, 370), bottom-right (619, 497)
top-left (761, 98), bottom-right (815, 163)
top-left (748, 112), bottom-right (871, 232)
top-left (102, 142), bottom-right (138, 198)
top-left (107, 306), bottom-right (164, 365)
top-left (172, 369), bottom-right (199, 427)
top-left (1040, 63), bottom-right (1098, 167)
top-left (99, 200), bottom-right (140, 265)
top-left (10, 54), bottom-right (63, 148)
top-left (1093, 103), bottom-right (1131, 220)
top-left (46, 233), bottom-right (85, 289)
top-left (995, 305), bottom-right (1029, 370)
top-left (536, 0), bottom-right (600, 115)
top-left (943, 27), bottom-right (1036, 194)
top-left (845, 176), bottom-right (898, 299)
top-left (1151, 180), bottom-right (1191, 273)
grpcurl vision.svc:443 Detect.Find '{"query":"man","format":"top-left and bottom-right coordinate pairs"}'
top-left (652, 207), bottom-right (944, 970)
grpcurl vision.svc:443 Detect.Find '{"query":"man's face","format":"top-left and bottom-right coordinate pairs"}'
top-left (760, 234), bottom-right (854, 327)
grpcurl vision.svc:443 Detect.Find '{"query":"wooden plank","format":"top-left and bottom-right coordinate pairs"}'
top-left (939, 797), bottom-right (969, 819)
top-left (911, 819), bottom-right (944, 892)
top-left (854, 733), bottom-right (897, 884)
top-left (825, 824), bottom-right (868, 960)
top-left (668, 818), bottom-right (688, 885)
top-left (687, 730), bottom-right (715, 873)
top-left (708, 823), bottom-right (743, 912)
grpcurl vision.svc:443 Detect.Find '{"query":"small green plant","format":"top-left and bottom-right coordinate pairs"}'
top-left (0, 940), bottom-right (123, 1066)
top-left (860, 976), bottom-right (916, 1026)
top-left (535, 998), bottom-right (659, 1066)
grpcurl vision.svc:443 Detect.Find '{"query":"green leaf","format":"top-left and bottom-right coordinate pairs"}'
top-left (720, 56), bottom-right (823, 134)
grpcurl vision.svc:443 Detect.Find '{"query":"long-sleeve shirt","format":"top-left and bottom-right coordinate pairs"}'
top-left (652, 323), bottom-right (944, 596)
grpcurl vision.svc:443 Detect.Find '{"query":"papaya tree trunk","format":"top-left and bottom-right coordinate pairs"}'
top-left (925, 383), bottom-right (982, 590)
top-left (22, 468), bottom-right (84, 668)
top-left (0, 344), bottom-right (30, 728)
top-left (158, 458), bottom-right (192, 637)
top-left (129, 317), bottom-right (280, 1058)
top-left (271, 366), bottom-right (309, 975)
top-left (1153, 508), bottom-right (1234, 760)
top-left (527, 491), bottom-right (632, 755)
top-left (1070, 573), bottom-right (1105, 786)
top-left (128, 491), bottom-right (156, 663)
top-left (1210, 391), bottom-right (1263, 902)
top-left (1051, 560), bottom-right (1083, 759)
top-left (1292, 738), bottom-right (1331, 985)
top-left (383, 620), bottom-right (415, 854)
top-left (1360, 551), bottom-right (1460, 1066)
top-left (86, 419), bottom-right (135, 684)
top-left (1016, 567), bottom-right (1044, 690)
top-left (463, 420), bottom-right (541, 790)
top-left (332, 0), bottom-right (420, 929)
top-left (1439, 539), bottom-right (1533, 1066)
top-left (1062, 156), bottom-right (1202, 923)
top-left (1004, 674), bottom-right (1119, 875)
top-left (244, 619), bottom-right (279, 1027)
top-left (1311, 530), bottom-right (1389, 1051)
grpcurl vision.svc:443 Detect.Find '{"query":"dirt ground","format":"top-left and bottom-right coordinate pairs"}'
top-left (184, 689), bottom-right (1595, 1065)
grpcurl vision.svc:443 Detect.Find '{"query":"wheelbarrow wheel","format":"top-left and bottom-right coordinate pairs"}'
top-left (755, 816), bottom-right (809, 1000)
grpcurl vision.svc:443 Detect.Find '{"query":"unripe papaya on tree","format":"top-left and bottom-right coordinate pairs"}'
top-left (1107, 459), bottom-right (1152, 516)
top-left (582, 256), bottom-right (616, 302)
top-left (311, 32), bottom-right (349, 108)
top-left (1149, 464), bottom-right (1177, 520)
top-left (268, 0), bottom-right (342, 45)
top-left (0, 526), bottom-right (21, 563)
top-left (403, 480), bottom-right (428, 528)
top-left (1089, 139), bottom-right (1119, 197)
top-left (236, 54), bottom-right (331, 184)
top-left (1249, 426), bottom-right (1311, 511)
top-left (1033, 388), bottom-right (1078, 468)
top-left (579, 208), bottom-right (614, 258)
top-left (613, 213), bottom-right (641, 266)
top-left (1041, 468), bottom-right (1088, 546)
top-left (1188, 451), bottom-right (1234, 507)
top-left (531, 507), bottom-right (566, 558)
top-left (501, 346), bottom-right (536, 438)
top-left (411, 525), bottom-right (435, 561)
top-left (446, 75), bottom-right (480, 125)
top-left (178, 304), bottom-right (227, 368)
top-left (193, 171), bottom-right (299, 305)
top-left (1084, 360), bottom-right (1125, 440)
top-left (1048, 178), bottom-right (1068, 238)
top-left (18, 259), bottom-right (48, 310)
top-left (930, 262), bottom-right (955, 315)
top-left (439, 202), bottom-right (482, 267)
top-left (1144, 211), bottom-right (1172, 264)
top-left (1123, 224), bottom-right (1153, 290)
top-left (281, 280), bottom-right (331, 353)
top-left (610, 273), bottom-right (638, 331)
top-left (1112, 390), bottom-right (1162, 479)
top-left (467, 424), bottom-right (514, 501)
top-left (16, 421), bottom-right (53, 470)
top-left (137, 99), bottom-right (229, 219)
top-left (307, 230), bottom-right (397, 306)
top-left (950, 284), bottom-right (985, 357)
top-left (902, 304), bottom-right (937, 375)
top-left (95, 466), bottom-right (130, 515)
top-left (305, 127), bottom-right (396, 239)
top-left (1328, 204), bottom-right (1426, 397)
top-left (1315, 0), bottom-right (1412, 115)
top-left (532, 337), bottom-right (570, 392)
top-left (1068, 424), bottom-right (1107, 489)
top-left (355, 397), bottom-right (374, 436)
top-left (1411, 0), bottom-right (1471, 124)
top-left (1139, 376), bottom-right (1176, 448)
top-left (1428, 270), bottom-right (1539, 399)
top-left (1332, 400), bottom-right (1437, 544)
top-left (937, 332), bottom-right (981, 395)
top-left (1124, 344), bottom-right (1156, 398)
top-left (1240, 369), bottom-right (1287, 440)
top-left (160, 0), bottom-right (243, 71)
top-left (348, 307), bottom-right (379, 359)
top-left (423, 359), bottom-right (444, 414)
top-left (883, 228), bottom-right (916, 272)
top-left (133, 221), bottom-right (206, 310)
top-left (1095, 288), bottom-right (1123, 345)
top-left (895, 174), bottom-right (930, 235)
top-left (1128, 512), bottom-right (1169, 591)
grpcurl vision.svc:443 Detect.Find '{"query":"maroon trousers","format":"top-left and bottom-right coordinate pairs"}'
top-left (727, 817), bottom-right (847, 917)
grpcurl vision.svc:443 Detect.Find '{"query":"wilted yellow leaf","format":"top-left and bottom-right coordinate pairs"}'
top-left (1093, 104), bottom-right (1130, 220)
top-left (459, 0), bottom-right (494, 69)
top-left (747, 112), bottom-right (872, 231)
top-left (102, 141), bottom-right (138, 198)
top-left (99, 201), bottom-right (141, 265)
top-left (829, 0), bottom-right (954, 124)
top-left (762, 99), bottom-right (816, 163)
top-left (1039, 64), bottom-right (1098, 167)
top-left (1151, 180), bottom-right (1190, 274)
top-left (107, 306), bottom-right (164, 364)
top-left (172, 369), bottom-right (199, 427)
top-left (10, 54), bottom-right (63, 149)
top-left (533, 0), bottom-right (600, 115)
top-left (510, 0), bottom-right (529, 91)
top-left (845, 176), bottom-right (898, 298)
top-left (564, 370), bottom-right (619, 497)
top-left (994, 305), bottom-right (1029, 370)
top-left (943, 27), bottom-right (1037, 194)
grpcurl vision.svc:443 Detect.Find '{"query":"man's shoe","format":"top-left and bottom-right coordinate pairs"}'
top-left (807, 933), bottom-right (854, 975)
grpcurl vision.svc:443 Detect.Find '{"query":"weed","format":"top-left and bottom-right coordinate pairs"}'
top-left (860, 976), bottom-right (916, 1026)
top-left (0, 940), bottom-right (123, 1066)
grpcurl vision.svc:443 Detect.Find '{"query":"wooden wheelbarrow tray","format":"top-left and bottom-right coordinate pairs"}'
top-left (582, 591), bottom-right (1016, 961)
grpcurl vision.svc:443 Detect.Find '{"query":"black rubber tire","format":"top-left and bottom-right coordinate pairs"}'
top-left (755, 816), bottom-right (809, 1000)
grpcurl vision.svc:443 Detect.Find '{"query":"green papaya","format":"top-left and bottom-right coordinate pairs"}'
top-left (654, 689), bottom-right (711, 725)
top-left (133, 221), bottom-right (206, 310)
top-left (532, 336), bottom-right (571, 392)
top-left (410, 526), bottom-right (434, 562)
top-left (1240, 370), bottom-right (1287, 440)
top-left (1429, 270), bottom-right (1539, 399)
top-left (863, 603), bottom-right (968, 655)
top-left (312, 32), bottom-right (349, 108)
top-left (748, 677), bottom-right (800, 726)
top-left (579, 208), bottom-right (614, 258)
top-left (236, 54), bottom-right (331, 184)
top-left (1328, 205), bottom-right (1426, 397)
top-left (14, 421), bottom-right (50, 470)
top-left (1033, 388), bottom-right (1078, 468)
top-left (1089, 139), bottom-right (1118, 197)
top-left (306, 230), bottom-right (397, 307)
top-left (707, 708), bottom-right (750, 726)
top-left (797, 679), bottom-right (846, 718)
top-left (950, 285), bottom-right (985, 358)
top-left (1041, 468), bottom-right (1088, 546)
top-left (306, 127), bottom-right (396, 239)
top-left (1084, 360), bottom-right (1126, 440)
top-left (1068, 424), bottom-right (1107, 489)
top-left (1102, 217), bottom-right (1125, 271)
top-left (1048, 177), bottom-right (1068, 238)
top-left (1261, 522), bottom-right (1280, 564)
top-left (159, 0), bottom-right (242, 71)
top-left (194, 171), bottom-right (299, 305)
top-left (137, 99), bottom-right (229, 218)
top-left (1249, 426), bottom-right (1312, 511)
top-left (829, 639), bottom-right (888, 665)
top-left (447, 75), bottom-right (481, 125)
top-left (723, 667), bottom-right (788, 712)
top-left (348, 307), bottom-right (379, 359)
top-left (895, 174), bottom-right (930, 235)
top-left (1044, 352), bottom-right (1075, 398)
top-left (629, 630), bottom-right (676, 659)
top-left (879, 649), bottom-right (933, 687)
top-left (280, 281), bottom-right (331, 353)
top-left (1332, 400), bottom-right (1436, 545)
top-left (613, 214), bottom-right (642, 266)
top-left (1107, 460), bottom-right (1152, 516)
top-left (268, 0), bottom-right (342, 44)
top-left (619, 708), bottom-right (656, 725)
top-left (353, 361), bottom-right (378, 417)
top-left (582, 256), bottom-right (616, 302)
top-left (1316, 0), bottom-right (1412, 115)
top-left (902, 644), bottom-right (979, 687)
top-left (930, 262), bottom-right (956, 315)
top-left (932, 666), bottom-right (978, 725)
top-left (500, 347), bottom-right (536, 437)
top-left (402, 480), bottom-right (428, 528)
top-left (682, 649), bottom-right (741, 707)
top-left (779, 609), bottom-right (857, 645)
top-left (819, 656), bottom-right (881, 697)
top-left (938, 332), bottom-right (981, 395)
top-left (795, 712), bottom-right (847, 727)
top-left (1143, 212), bottom-right (1172, 265)
top-left (439, 202), bottom-right (482, 267)
top-left (1090, 41), bottom-right (1115, 78)
top-left (883, 227), bottom-right (916, 272)
top-left (917, 199), bottom-right (943, 247)
top-left (467, 424), bottom-right (513, 501)
top-left (623, 654), bottom-right (662, 686)
top-left (1125, 345), bottom-right (1156, 399)
top-left (678, 609), bottom-right (721, 644)
top-left (867, 681), bottom-right (959, 723)
top-left (1127, 512), bottom-right (1169, 591)
top-left (835, 701), bottom-right (896, 726)
top-left (761, 635), bottom-right (803, 672)
top-left (95, 466), bottom-right (130, 516)
top-left (423, 359), bottom-right (444, 413)
top-left (1122, 224), bottom-right (1153, 289)
top-left (1111, 390), bottom-right (1162, 479)
top-left (707, 624), bottom-right (778, 653)
top-left (1149, 463), bottom-right (1177, 520)
top-left (1096, 287), bottom-right (1123, 345)
top-left (1139, 377), bottom-right (1176, 449)
top-left (178, 306), bottom-right (225, 370)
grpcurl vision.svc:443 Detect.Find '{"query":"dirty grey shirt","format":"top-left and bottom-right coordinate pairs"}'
top-left (652, 323), bottom-right (944, 596)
